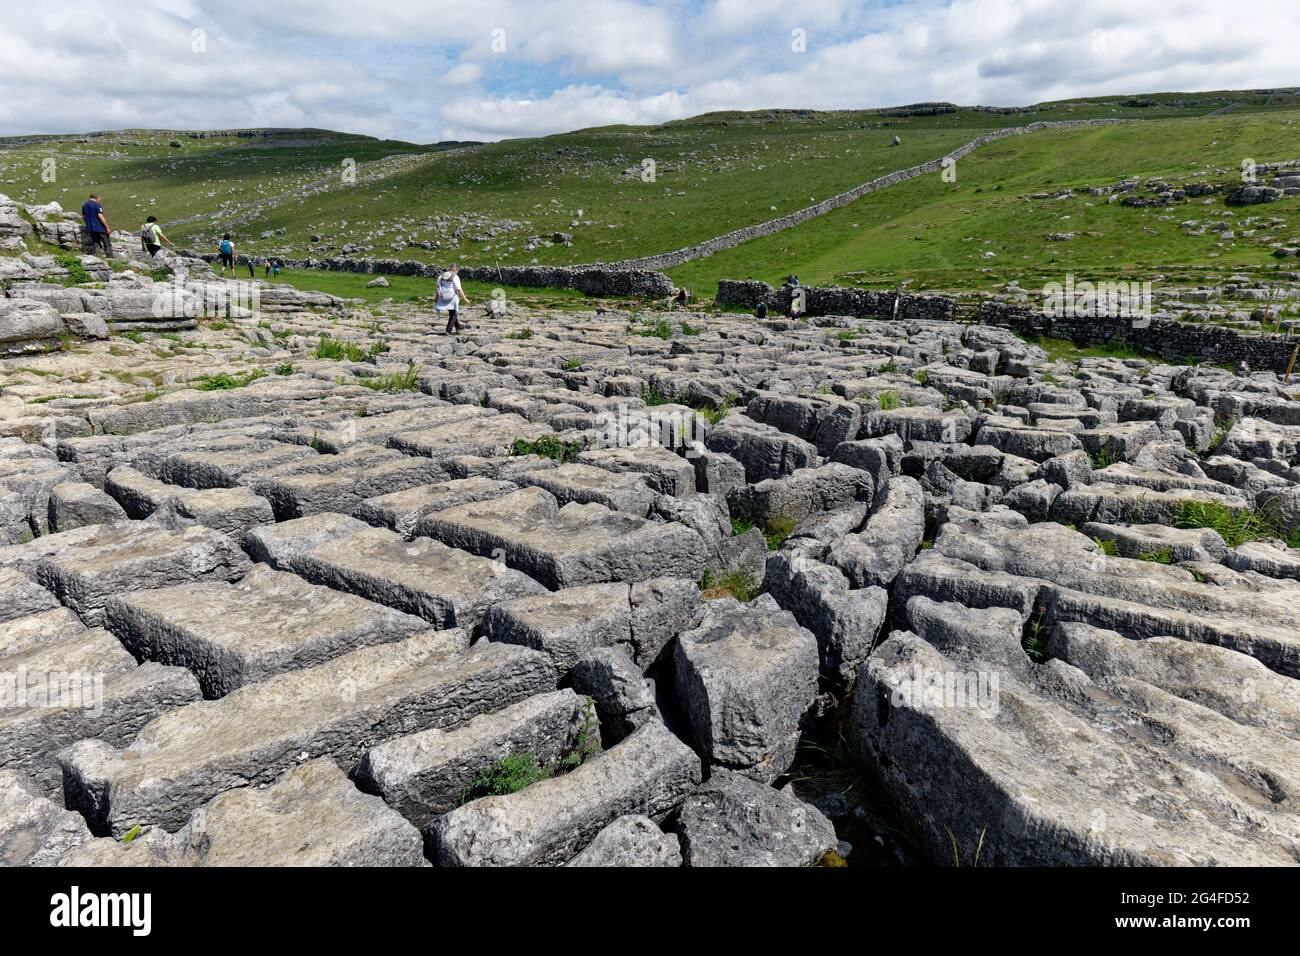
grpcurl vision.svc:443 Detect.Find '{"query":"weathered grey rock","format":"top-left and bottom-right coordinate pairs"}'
top-left (764, 552), bottom-right (887, 689)
top-left (851, 631), bottom-right (1300, 865)
top-left (47, 481), bottom-right (126, 532)
top-left (518, 461), bottom-right (658, 515)
top-left (0, 299), bottom-right (65, 355)
top-left (1080, 521), bottom-right (1229, 562)
top-left (0, 566), bottom-right (58, 624)
top-left (241, 511), bottom-right (369, 568)
top-left (728, 462), bottom-right (872, 526)
top-left (0, 628), bottom-right (202, 793)
top-left (0, 770), bottom-right (93, 866)
top-left (570, 647), bottom-right (658, 743)
top-left (61, 759), bottom-right (426, 866)
top-left (1047, 621), bottom-right (1300, 738)
top-left (692, 448), bottom-right (746, 498)
top-left (628, 576), bottom-right (701, 668)
top-left (826, 475), bottom-right (925, 588)
top-left (1, 607), bottom-right (86, 658)
top-left (674, 595), bottom-right (819, 782)
top-left (283, 524), bottom-right (546, 630)
top-left (355, 689), bottom-right (590, 828)
top-left (105, 461), bottom-right (276, 537)
top-left (577, 445), bottom-right (696, 496)
top-left (484, 583), bottom-right (632, 672)
top-left (250, 448), bottom-right (449, 520)
top-left (675, 770), bottom-right (836, 867)
top-left (418, 487), bottom-right (708, 589)
top-left (353, 477), bottom-right (517, 537)
top-left (105, 564), bottom-right (430, 697)
top-left (1224, 540), bottom-right (1300, 581)
top-left (705, 414), bottom-right (818, 483)
top-left (1002, 478), bottom-right (1062, 522)
top-left (33, 521), bottom-right (250, 626)
top-left (566, 814), bottom-right (682, 867)
top-left (428, 719), bottom-right (701, 866)
top-left (60, 636), bottom-right (555, 835)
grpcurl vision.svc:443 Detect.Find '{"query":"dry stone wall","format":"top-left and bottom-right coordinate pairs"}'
top-left (185, 253), bottom-right (675, 297)
top-left (977, 303), bottom-right (1300, 373)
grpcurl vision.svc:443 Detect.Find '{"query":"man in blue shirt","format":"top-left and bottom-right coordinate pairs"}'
top-left (81, 193), bottom-right (113, 258)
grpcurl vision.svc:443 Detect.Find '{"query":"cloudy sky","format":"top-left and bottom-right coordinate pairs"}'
top-left (1, 0), bottom-right (1295, 143)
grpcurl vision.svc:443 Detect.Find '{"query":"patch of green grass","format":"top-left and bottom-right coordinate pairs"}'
top-left (913, 370), bottom-right (931, 386)
top-left (1024, 335), bottom-right (1158, 365)
top-left (1022, 607), bottom-right (1049, 664)
top-left (635, 318), bottom-right (674, 340)
top-left (358, 364), bottom-right (422, 393)
top-left (367, 338), bottom-right (391, 356)
top-left (641, 382), bottom-right (678, 406)
top-left (559, 697), bottom-right (602, 771)
top-left (877, 390), bottom-right (902, 411)
top-left (877, 359), bottom-right (898, 373)
top-left (1088, 447), bottom-right (1119, 470)
top-left (52, 251), bottom-right (92, 285)
top-left (1137, 546), bottom-right (1174, 564)
top-left (192, 368), bottom-right (267, 391)
top-left (561, 358), bottom-right (584, 371)
top-left (700, 568), bottom-right (762, 602)
top-left (207, 320), bottom-right (230, 331)
top-left (1093, 537), bottom-right (1120, 557)
top-left (148, 267), bottom-right (170, 282)
top-left (505, 327), bottom-right (534, 340)
top-left (456, 752), bottom-right (552, 806)
top-left (731, 514), bottom-right (797, 551)
top-left (117, 330), bottom-right (146, 344)
top-left (314, 335), bottom-right (368, 362)
top-left (762, 515), bottom-right (797, 551)
top-left (274, 362), bottom-right (296, 375)
top-left (945, 825), bottom-right (988, 868)
top-left (511, 435), bottom-right (586, 464)
top-left (1173, 499), bottom-right (1293, 549)
top-left (699, 395), bottom-right (739, 426)
top-left (680, 321), bottom-right (701, 336)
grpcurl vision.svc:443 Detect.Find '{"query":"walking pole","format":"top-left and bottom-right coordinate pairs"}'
top-left (1284, 343), bottom-right (1299, 385)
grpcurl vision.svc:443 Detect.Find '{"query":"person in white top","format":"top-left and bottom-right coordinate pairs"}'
top-left (435, 264), bottom-right (471, 333)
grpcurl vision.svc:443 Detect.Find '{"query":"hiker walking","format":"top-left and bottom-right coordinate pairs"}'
top-left (217, 234), bottom-right (236, 276)
top-left (246, 255), bottom-right (256, 279)
top-left (436, 264), bottom-right (471, 333)
top-left (139, 215), bottom-right (174, 257)
top-left (81, 193), bottom-right (113, 258)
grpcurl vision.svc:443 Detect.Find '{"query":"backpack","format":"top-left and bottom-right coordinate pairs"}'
top-left (437, 273), bottom-right (456, 298)
top-left (220, 239), bottom-right (233, 254)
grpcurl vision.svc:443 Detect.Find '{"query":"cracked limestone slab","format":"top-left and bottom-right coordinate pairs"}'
top-left (59, 635), bottom-right (555, 836)
top-left (105, 563), bottom-right (431, 698)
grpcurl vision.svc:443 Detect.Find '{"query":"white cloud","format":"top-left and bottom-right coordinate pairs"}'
top-left (0, 0), bottom-right (1295, 143)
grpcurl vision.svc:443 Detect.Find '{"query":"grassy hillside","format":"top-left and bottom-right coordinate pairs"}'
top-left (1, 89), bottom-right (1297, 296)
top-left (665, 108), bottom-right (1300, 294)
